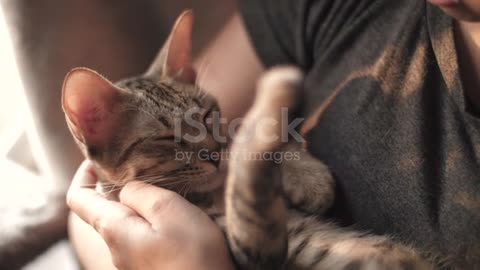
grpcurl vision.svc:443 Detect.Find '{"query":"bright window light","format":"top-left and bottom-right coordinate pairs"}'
top-left (0, 5), bottom-right (50, 208)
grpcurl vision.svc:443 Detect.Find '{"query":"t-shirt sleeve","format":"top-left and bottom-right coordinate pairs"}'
top-left (239, 0), bottom-right (372, 70)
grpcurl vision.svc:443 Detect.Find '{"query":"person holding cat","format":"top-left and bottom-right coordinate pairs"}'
top-left (67, 0), bottom-right (480, 269)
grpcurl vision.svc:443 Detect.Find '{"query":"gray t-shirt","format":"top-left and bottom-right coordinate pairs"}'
top-left (240, 0), bottom-right (480, 267)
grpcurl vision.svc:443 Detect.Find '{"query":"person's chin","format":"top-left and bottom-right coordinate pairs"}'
top-left (441, 7), bottom-right (480, 22)
top-left (429, 0), bottom-right (480, 22)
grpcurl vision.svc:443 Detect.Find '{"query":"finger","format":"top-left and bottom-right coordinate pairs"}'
top-left (69, 160), bottom-right (97, 191)
top-left (119, 181), bottom-right (198, 225)
top-left (66, 160), bottom-right (98, 208)
top-left (67, 161), bottom-right (150, 244)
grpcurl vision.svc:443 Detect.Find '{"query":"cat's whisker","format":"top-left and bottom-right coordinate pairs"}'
top-left (133, 174), bottom-right (176, 182)
top-left (178, 181), bottom-right (191, 198)
top-left (105, 175), bottom-right (129, 194)
top-left (105, 180), bottom-right (128, 193)
top-left (146, 177), bottom-right (191, 187)
top-left (135, 166), bottom-right (203, 181)
top-left (133, 171), bottom-right (176, 178)
top-left (177, 182), bottom-right (186, 196)
top-left (144, 177), bottom-right (195, 189)
top-left (118, 169), bottom-right (129, 181)
top-left (182, 182), bottom-right (192, 198)
top-left (144, 179), bottom-right (180, 187)
top-left (105, 182), bottom-right (119, 195)
top-left (137, 174), bottom-right (178, 182)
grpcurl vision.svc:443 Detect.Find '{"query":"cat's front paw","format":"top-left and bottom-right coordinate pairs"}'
top-left (280, 143), bottom-right (335, 214)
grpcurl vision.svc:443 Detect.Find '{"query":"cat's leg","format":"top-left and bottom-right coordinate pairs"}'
top-left (280, 142), bottom-right (336, 215)
top-left (225, 67), bottom-right (303, 270)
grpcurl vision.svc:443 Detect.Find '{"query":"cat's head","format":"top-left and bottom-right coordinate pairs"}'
top-left (62, 10), bottom-right (225, 194)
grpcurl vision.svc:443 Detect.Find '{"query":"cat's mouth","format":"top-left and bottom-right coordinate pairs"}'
top-left (180, 161), bottom-right (223, 193)
top-left (136, 160), bottom-right (222, 194)
top-left (192, 148), bottom-right (228, 192)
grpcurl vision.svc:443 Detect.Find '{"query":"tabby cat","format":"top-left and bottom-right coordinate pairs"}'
top-left (62, 10), bottom-right (433, 270)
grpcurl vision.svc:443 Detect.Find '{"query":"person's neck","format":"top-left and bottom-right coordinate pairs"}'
top-left (455, 20), bottom-right (480, 112)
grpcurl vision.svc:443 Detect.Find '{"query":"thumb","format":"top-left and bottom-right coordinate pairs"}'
top-left (119, 181), bottom-right (202, 225)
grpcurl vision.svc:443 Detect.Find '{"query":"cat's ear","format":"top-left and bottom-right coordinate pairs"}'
top-left (147, 10), bottom-right (196, 84)
top-left (62, 68), bottom-right (122, 147)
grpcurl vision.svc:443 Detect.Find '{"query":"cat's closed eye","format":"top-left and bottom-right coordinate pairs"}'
top-left (152, 135), bottom-right (177, 141)
top-left (150, 135), bottom-right (188, 148)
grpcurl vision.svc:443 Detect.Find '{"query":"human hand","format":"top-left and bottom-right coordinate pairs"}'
top-left (67, 161), bottom-right (235, 270)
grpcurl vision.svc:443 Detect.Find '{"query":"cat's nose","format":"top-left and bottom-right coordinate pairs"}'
top-left (202, 150), bottom-right (221, 167)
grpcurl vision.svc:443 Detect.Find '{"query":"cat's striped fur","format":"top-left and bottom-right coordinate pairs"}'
top-left (223, 67), bottom-right (432, 270)
top-left (62, 10), bottom-right (434, 270)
